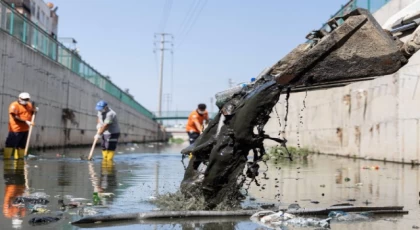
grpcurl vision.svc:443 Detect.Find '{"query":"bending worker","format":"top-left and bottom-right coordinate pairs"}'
top-left (4, 92), bottom-right (37, 159)
top-left (95, 100), bottom-right (120, 161)
top-left (186, 103), bottom-right (209, 144)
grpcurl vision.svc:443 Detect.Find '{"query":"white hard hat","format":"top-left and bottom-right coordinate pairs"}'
top-left (19, 92), bottom-right (30, 99)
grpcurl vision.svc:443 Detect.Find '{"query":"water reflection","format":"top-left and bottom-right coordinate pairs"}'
top-left (0, 143), bottom-right (417, 229)
top-left (3, 160), bottom-right (26, 229)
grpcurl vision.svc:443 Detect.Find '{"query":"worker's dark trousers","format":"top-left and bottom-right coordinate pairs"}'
top-left (187, 132), bottom-right (200, 144)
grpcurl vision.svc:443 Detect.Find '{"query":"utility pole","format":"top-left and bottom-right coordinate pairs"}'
top-left (228, 78), bottom-right (234, 88)
top-left (154, 33), bottom-right (173, 117)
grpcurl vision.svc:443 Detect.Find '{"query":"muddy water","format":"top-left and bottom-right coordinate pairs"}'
top-left (0, 143), bottom-right (418, 229)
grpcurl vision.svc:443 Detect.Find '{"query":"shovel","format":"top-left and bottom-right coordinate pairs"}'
top-left (86, 137), bottom-right (99, 161)
top-left (24, 104), bottom-right (37, 158)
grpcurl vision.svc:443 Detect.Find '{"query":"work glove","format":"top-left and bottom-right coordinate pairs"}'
top-left (94, 134), bottom-right (102, 139)
top-left (25, 121), bottom-right (33, 126)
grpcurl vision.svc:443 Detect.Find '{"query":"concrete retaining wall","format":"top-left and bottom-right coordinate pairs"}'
top-left (264, 0), bottom-right (420, 163)
top-left (0, 30), bottom-right (165, 149)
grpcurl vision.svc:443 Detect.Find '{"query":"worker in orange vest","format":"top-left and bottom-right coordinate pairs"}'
top-left (4, 92), bottom-right (38, 159)
top-left (186, 103), bottom-right (209, 145)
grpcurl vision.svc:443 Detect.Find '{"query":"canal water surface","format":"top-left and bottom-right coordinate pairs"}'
top-left (0, 142), bottom-right (419, 229)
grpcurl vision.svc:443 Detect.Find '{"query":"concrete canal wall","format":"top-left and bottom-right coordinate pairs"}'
top-left (0, 30), bottom-right (165, 149)
top-left (264, 0), bottom-right (420, 164)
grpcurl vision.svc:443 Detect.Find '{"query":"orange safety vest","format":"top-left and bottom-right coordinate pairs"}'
top-left (186, 110), bottom-right (208, 133)
top-left (8, 101), bottom-right (33, 132)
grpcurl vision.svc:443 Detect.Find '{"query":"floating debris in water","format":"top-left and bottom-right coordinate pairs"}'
top-left (78, 207), bottom-right (99, 216)
top-left (29, 192), bottom-right (50, 198)
top-left (98, 192), bottom-right (114, 198)
top-left (69, 198), bottom-right (89, 203)
top-left (251, 210), bottom-right (331, 229)
top-left (328, 211), bottom-right (370, 221)
top-left (362, 165), bottom-right (380, 170)
top-left (31, 204), bottom-right (50, 214)
top-left (13, 197), bottom-right (49, 206)
top-left (28, 216), bottom-right (61, 226)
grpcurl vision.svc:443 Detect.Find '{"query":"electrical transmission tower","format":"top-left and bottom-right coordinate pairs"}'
top-left (154, 33), bottom-right (174, 117)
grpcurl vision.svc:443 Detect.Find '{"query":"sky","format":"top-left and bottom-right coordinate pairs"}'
top-left (50, 0), bottom-right (349, 113)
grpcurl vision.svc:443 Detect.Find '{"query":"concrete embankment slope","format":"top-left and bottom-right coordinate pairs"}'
top-left (264, 0), bottom-right (420, 164)
top-left (0, 30), bottom-right (165, 149)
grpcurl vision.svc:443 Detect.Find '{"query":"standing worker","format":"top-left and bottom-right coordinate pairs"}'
top-left (186, 103), bottom-right (209, 144)
top-left (94, 100), bottom-right (120, 161)
top-left (4, 92), bottom-right (37, 159)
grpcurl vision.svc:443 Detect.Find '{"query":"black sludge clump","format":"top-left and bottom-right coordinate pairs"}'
top-left (28, 216), bottom-right (61, 226)
top-left (13, 197), bottom-right (50, 205)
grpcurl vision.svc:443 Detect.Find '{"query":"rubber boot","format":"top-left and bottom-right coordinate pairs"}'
top-left (101, 159), bottom-right (114, 175)
top-left (16, 149), bottom-right (25, 160)
top-left (3, 148), bottom-right (13, 159)
top-left (106, 151), bottom-right (115, 161)
top-left (102, 150), bottom-right (108, 161)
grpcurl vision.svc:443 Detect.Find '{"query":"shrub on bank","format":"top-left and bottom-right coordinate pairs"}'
top-left (168, 137), bottom-right (184, 144)
top-left (268, 145), bottom-right (312, 160)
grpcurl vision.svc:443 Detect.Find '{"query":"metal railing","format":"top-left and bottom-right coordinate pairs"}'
top-left (153, 111), bottom-right (218, 120)
top-left (0, 0), bottom-right (155, 119)
top-left (330, 0), bottom-right (390, 19)
top-left (308, 0), bottom-right (390, 43)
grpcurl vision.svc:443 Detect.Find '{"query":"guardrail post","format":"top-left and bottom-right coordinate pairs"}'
top-left (33, 22), bottom-right (38, 49)
top-left (9, 3), bottom-right (14, 35)
top-left (23, 13), bottom-right (27, 43)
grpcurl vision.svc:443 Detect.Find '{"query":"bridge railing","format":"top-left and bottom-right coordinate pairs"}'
top-left (0, 0), bottom-right (154, 119)
top-left (153, 111), bottom-right (218, 120)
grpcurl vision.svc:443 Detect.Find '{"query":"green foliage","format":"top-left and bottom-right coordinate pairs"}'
top-left (268, 145), bottom-right (312, 160)
top-left (168, 137), bottom-right (185, 144)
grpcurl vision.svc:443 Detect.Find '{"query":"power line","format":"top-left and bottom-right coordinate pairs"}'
top-left (176, 0), bottom-right (204, 45)
top-left (176, 0), bottom-right (200, 36)
top-left (158, 0), bottom-right (168, 31)
top-left (176, 0), bottom-right (208, 49)
top-left (158, 0), bottom-right (173, 32)
top-left (163, 0), bottom-right (173, 32)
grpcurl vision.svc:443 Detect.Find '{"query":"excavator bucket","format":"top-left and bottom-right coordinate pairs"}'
top-left (270, 8), bottom-right (409, 92)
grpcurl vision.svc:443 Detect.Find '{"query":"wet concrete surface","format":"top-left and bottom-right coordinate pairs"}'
top-left (0, 142), bottom-right (419, 229)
